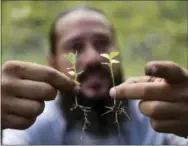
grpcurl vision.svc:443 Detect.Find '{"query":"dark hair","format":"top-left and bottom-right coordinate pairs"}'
top-left (49, 6), bottom-right (114, 55)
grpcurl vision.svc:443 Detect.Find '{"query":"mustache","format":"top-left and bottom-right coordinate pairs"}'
top-left (77, 64), bottom-right (111, 82)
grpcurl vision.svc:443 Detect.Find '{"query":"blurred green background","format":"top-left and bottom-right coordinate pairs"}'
top-left (2, 1), bottom-right (188, 78)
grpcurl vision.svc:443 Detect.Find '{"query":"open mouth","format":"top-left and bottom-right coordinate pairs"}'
top-left (79, 72), bottom-right (111, 99)
top-left (90, 81), bottom-right (101, 90)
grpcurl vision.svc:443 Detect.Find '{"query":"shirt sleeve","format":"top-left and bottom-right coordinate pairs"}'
top-left (164, 134), bottom-right (188, 145)
top-left (2, 129), bottom-right (31, 145)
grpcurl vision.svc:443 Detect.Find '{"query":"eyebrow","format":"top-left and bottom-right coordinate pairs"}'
top-left (61, 31), bottom-right (112, 45)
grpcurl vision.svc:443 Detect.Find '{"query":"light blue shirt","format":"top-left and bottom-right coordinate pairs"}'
top-left (2, 94), bottom-right (188, 145)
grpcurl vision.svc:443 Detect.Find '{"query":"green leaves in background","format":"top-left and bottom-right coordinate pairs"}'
top-left (2, 1), bottom-right (187, 76)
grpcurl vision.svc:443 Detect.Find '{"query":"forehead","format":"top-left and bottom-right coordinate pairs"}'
top-left (55, 10), bottom-right (112, 41)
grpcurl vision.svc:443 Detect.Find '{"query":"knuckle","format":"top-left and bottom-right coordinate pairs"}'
top-left (2, 61), bottom-right (16, 72)
top-left (45, 69), bottom-right (57, 81)
top-left (1, 77), bottom-right (13, 93)
top-left (3, 61), bottom-right (20, 72)
top-left (3, 61), bottom-right (26, 76)
top-left (2, 77), bottom-right (10, 89)
top-left (143, 85), bottom-right (150, 98)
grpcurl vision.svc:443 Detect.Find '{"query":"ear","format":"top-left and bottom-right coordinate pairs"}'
top-left (47, 55), bottom-right (57, 69)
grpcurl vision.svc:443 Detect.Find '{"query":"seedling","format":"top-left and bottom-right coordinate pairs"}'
top-left (100, 51), bottom-right (130, 136)
top-left (64, 52), bottom-right (91, 133)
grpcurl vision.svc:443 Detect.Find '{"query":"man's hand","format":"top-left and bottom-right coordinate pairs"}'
top-left (1, 61), bottom-right (78, 130)
top-left (110, 61), bottom-right (188, 137)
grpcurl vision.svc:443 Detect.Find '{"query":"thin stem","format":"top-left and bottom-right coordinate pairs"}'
top-left (109, 61), bottom-right (116, 105)
top-left (74, 65), bottom-right (77, 81)
top-left (73, 65), bottom-right (78, 105)
top-left (72, 58), bottom-right (91, 133)
top-left (75, 94), bottom-right (78, 105)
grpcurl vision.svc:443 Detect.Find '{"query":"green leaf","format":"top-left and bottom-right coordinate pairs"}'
top-left (64, 52), bottom-right (77, 65)
top-left (109, 52), bottom-right (119, 59)
top-left (100, 53), bottom-right (110, 59)
top-left (111, 59), bottom-right (120, 64)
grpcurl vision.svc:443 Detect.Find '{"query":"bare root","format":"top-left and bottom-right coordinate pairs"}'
top-left (101, 101), bottom-right (130, 136)
top-left (70, 102), bottom-right (91, 132)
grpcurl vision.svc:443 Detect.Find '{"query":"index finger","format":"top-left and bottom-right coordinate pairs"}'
top-left (9, 61), bottom-right (79, 93)
top-left (110, 82), bottom-right (181, 101)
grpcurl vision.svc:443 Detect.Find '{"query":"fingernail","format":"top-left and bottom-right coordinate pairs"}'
top-left (146, 66), bottom-right (157, 76)
top-left (110, 87), bottom-right (116, 98)
top-left (151, 66), bottom-right (157, 75)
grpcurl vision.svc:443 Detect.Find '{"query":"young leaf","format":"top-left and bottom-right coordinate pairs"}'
top-left (100, 53), bottom-right (110, 59)
top-left (77, 70), bottom-right (84, 75)
top-left (111, 59), bottom-right (120, 64)
top-left (64, 53), bottom-right (77, 65)
top-left (101, 62), bottom-right (109, 66)
top-left (109, 52), bottom-right (119, 59)
top-left (66, 67), bottom-right (74, 70)
top-left (68, 71), bottom-right (75, 76)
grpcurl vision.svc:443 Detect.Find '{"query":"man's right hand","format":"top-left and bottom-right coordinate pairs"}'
top-left (1, 61), bottom-right (78, 130)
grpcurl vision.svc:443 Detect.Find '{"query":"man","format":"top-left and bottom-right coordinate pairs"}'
top-left (1, 6), bottom-right (188, 145)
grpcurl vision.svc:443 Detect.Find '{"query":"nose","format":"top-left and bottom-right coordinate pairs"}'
top-left (79, 44), bottom-right (102, 68)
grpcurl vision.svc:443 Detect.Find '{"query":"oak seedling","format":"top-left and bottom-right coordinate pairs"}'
top-left (100, 51), bottom-right (130, 136)
top-left (64, 52), bottom-right (91, 132)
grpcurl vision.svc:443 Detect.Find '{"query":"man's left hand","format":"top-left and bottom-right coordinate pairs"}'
top-left (110, 61), bottom-right (188, 137)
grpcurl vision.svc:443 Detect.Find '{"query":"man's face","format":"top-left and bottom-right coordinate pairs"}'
top-left (51, 10), bottom-right (122, 99)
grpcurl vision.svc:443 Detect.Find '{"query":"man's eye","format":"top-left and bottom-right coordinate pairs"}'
top-left (94, 39), bottom-right (110, 51)
top-left (71, 43), bottom-right (83, 52)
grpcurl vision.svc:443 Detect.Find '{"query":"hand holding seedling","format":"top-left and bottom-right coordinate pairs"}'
top-left (110, 61), bottom-right (188, 137)
top-left (1, 61), bottom-right (78, 130)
